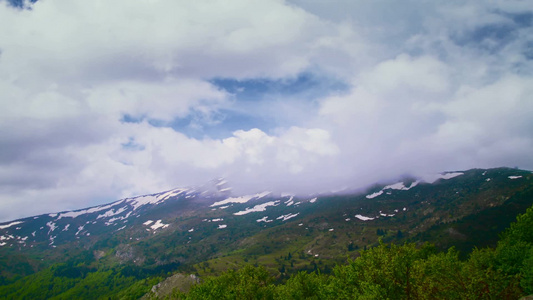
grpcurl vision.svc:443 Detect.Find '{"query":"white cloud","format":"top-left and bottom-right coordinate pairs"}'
top-left (0, 0), bottom-right (336, 83)
top-left (85, 79), bottom-right (228, 121)
top-left (0, 0), bottom-right (532, 221)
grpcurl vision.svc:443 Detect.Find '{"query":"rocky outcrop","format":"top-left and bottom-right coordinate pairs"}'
top-left (142, 273), bottom-right (200, 299)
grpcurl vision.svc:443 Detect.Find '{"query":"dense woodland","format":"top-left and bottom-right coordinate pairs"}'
top-left (175, 204), bottom-right (533, 299)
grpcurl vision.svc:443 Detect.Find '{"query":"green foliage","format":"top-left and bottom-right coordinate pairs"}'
top-left (275, 271), bottom-right (327, 299)
top-left (326, 242), bottom-right (433, 299)
top-left (501, 200), bottom-right (533, 245)
top-left (521, 248), bottom-right (533, 294)
top-left (495, 204), bottom-right (533, 295)
top-left (179, 265), bottom-right (275, 300)
top-left (172, 204), bottom-right (533, 299)
top-left (0, 262), bottom-right (162, 299)
top-left (411, 248), bottom-right (465, 299)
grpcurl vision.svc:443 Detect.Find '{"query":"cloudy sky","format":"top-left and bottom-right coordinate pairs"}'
top-left (1, 0), bottom-right (532, 222)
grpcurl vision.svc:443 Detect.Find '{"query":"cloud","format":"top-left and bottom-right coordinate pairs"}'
top-left (0, 0), bottom-right (532, 221)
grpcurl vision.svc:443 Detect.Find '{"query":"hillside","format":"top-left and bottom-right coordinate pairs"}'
top-left (0, 167), bottom-right (532, 298)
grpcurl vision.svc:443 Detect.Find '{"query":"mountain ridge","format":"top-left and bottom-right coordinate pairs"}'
top-left (1, 167), bottom-right (532, 298)
top-left (1, 167), bottom-right (531, 252)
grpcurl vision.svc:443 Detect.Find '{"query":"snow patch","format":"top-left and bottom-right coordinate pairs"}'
top-left (97, 206), bottom-right (128, 219)
top-left (57, 201), bottom-right (124, 219)
top-left (0, 221), bottom-right (23, 230)
top-left (211, 218), bottom-right (223, 222)
top-left (210, 191), bottom-right (271, 207)
top-left (156, 188), bottom-right (187, 201)
top-left (366, 190), bottom-right (383, 199)
top-left (218, 224), bottom-right (227, 229)
top-left (420, 172), bottom-right (464, 183)
top-left (46, 221), bottom-right (57, 234)
top-left (257, 216), bottom-right (273, 223)
top-left (285, 196), bottom-right (294, 206)
top-left (276, 213), bottom-right (300, 221)
top-left (128, 195), bottom-right (163, 210)
top-left (0, 235), bottom-right (14, 241)
top-left (125, 188), bottom-right (187, 211)
top-left (387, 180), bottom-right (420, 190)
top-left (105, 211), bottom-right (133, 226)
top-left (75, 225), bottom-right (85, 236)
top-left (188, 228), bottom-right (194, 232)
top-left (441, 172), bottom-right (464, 180)
top-left (234, 201), bottom-right (280, 216)
top-left (367, 180), bottom-right (420, 199)
top-left (143, 220), bottom-right (154, 226)
top-left (508, 176), bottom-right (522, 179)
top-left (150, 220), bottom-right (169, 230)
top-left (355, 214), bottom-right (375, 221)
top-left (309, 197), bottom-right (317, 203)
top-left (379, 211), bottom-right (395, 217)
top-left (383, 182), bottom-right (407, 190)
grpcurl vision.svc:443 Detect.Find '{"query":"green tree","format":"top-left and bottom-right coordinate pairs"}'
top-left (327, 242), bottom-right (426, 299)
top-left (180, 265), bottom-right (274, 300)
top-left (275, 271), bottom-right (326, 299)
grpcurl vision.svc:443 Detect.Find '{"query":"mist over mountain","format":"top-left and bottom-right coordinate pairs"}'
top-left (1, 0), bottom-right (532, 222)
top-left (1, 167), bottom-right (532, 298)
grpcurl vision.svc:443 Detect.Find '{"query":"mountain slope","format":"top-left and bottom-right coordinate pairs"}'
top-left (0, 167), bottom-right (532, 297)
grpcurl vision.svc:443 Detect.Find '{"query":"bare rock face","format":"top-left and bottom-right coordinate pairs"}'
top-left (142, 273), bottom-right (200, 299)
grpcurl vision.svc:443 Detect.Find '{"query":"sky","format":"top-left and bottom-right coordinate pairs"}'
top-left (0, 0), bottom-right (532, 222)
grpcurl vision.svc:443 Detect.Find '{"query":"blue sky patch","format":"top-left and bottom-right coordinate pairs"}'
top-left (211, 72), bottom-right (348, 102)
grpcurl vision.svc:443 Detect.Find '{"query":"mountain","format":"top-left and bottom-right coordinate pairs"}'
top-left (0, 178), bottom-right (231, 249)
top-left (0, 167), bottom-right (532, 298)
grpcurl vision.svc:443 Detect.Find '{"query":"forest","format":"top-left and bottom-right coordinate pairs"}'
top-left (165, 204), bottom-right (533, 299)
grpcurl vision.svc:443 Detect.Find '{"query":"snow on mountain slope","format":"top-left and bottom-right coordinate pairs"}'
top-left (234, 201), bottom-right (280, 216)
top-left (210, 191), bottom-right (271, 207)
top-left (365, 172), bottom-right (464, 199)
top-left (1, 168), bottom-right (530, 250)
top-left (419, 172), bottom-right (464, 184)
top-left (0, 184), bottom-right (222, 248)
top-left (0, 221), bottom-right (23, 230)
